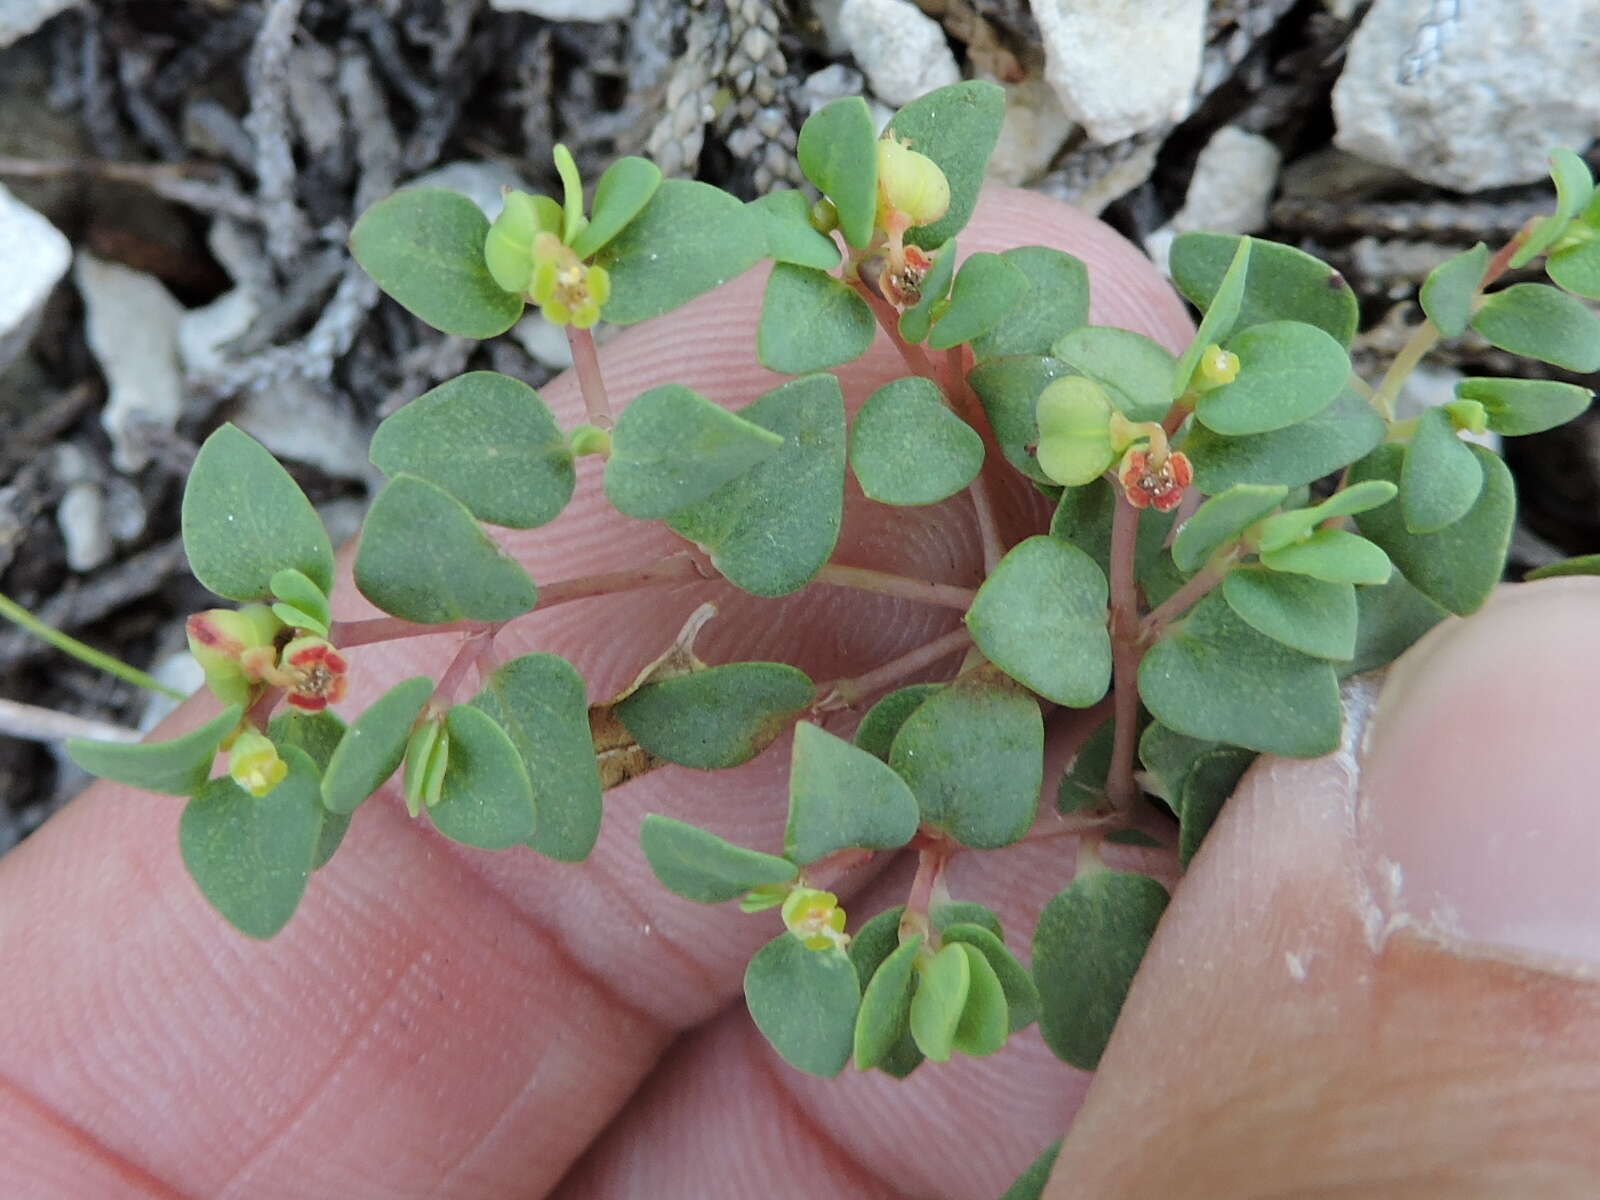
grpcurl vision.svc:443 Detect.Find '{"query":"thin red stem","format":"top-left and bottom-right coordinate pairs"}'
top-left (855, 280), bottom-right (940, 380)
top-left (814, 625), bottom-right (972, 711)
top-left (900, 840), bottom-right (952, 942)
top-left (814, 564), bottom-right (975, 611)
top-left (1141, 559), bottom-right (1229, 641)
top-left (434, 631), bottom-right (492, 705)
top-left (566, 326), bottom-right (612, 429)
top-left (1105, 493), bottom-right (1143, 811)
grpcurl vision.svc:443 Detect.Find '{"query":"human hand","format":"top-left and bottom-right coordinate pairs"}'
top-left (3, 189), bottom-right (1598, 1199)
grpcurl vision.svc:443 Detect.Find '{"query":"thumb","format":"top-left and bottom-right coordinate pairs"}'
top-left (1051, 577), bottom-right (1600, 1199)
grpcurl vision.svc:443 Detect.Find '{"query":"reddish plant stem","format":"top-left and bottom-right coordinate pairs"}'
top-left (945, 347), bottom-right (1005, 574)
top-left (245, 685), bottom-right (284, 731)
top-left (854, 280), bottom-right (940, 380)
top-left (814, 625), bottom-right (972, 711)
top-left (331, 616), bottom-right (482, 649)
top-left (900, 839), bottom-right (952, 942)
top-left (1105, 492), bottom-right (1144, 812)
top-left (434, 630), bottom-right (493, 705)
top-left (814, 564), bottom-right (975, 610)
top-left (1141, 559), bottom-right (1229, 641)
top-left (566, 325), bottom-right (612, 429)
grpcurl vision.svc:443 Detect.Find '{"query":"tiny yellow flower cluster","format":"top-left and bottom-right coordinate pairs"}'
top-left (530, 232), bottom-right (611, 330)
top-left (225, 729), bottom-right (287, 798)
top-left (782, 887), bottom-right (850, 951)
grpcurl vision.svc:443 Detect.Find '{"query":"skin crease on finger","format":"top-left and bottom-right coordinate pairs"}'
top-left (0, 188), bottom-right (1194, 1200)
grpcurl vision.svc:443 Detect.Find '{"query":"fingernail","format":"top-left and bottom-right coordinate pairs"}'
top-left (1358, 578), bottom-right (1600, 970)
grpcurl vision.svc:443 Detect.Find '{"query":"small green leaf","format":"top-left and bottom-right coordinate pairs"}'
top-left (1001, 1141), bottom-right (1063, 1200)
top-left (1137, 721), bottom-right (1215, 808)
top-left (269, 569), bottom-right (330, 633)
top-left (471, 654), bottom-right (602, 862)
top-left (1547, 236), bottom-right (1600, 300)
top-left (854, 684), bottom-right (941, 761)
top-left (1401, 406), bottom-right (1483, 533)
top-left (1253, 480), bottom-right (1399, 552)
top-left (847, 906), bottom-right (924, 1078)
top-left (605, 383), bottom-right (784, 518)
top-left (1222, 566), bottom-right (1357, 660)
top-left (354, 475), bottom-right (537, 624)
top-left (1470, 283), bottom-right (1600, 372)
top-left (784, 722), bottom-right (920, 863)
top-left (853, 933), bottom-right (922, 1070)
top-left (1350, 443), bottom-right (1515, 615)
top-left (1456, 376), bottom-right (1593, 436)
top-left (424, 705), bottom-right (536, 849)
top-left (1171, 237), bottom-right (1251, 396)
top-left (795, 96), bottom-right (879, 249)
top-left (1140, 592), bottom-right (1341, 756)
top-left (1057, 720), bottom-right (1114, 813)
top-left (746, 191), bottom-right (841, 271)
top-left (667, 374), bottom-right (847, 597)
top-left (1170, 232), bottom-right (1358, 346)
top-left (179, 746), bottom-right (324, 939)
top-left (350, 188), bottom-right (524, 337)
top-left (1342, 570), bottom-right (1448, 676)
top-left (964, 535), bottom-right (1111, 707)
top-left (1419, 242), bottom-right (1488, 338)
top-left (1034, 870), bottom-right (1169, 1069)
top-left (909, 942), bottom-right (970, 1062)
top-left (1179, 747), bottom-right (1255, 866)
top-left (1526, 554), bottom-right (1600, 580)
top-left (594, 179), bottom-right (767, 324)
top-left (270, 602), bottom-right (325, 637)
top-left (1171, 484), bottom-right (1287, 573)
top-left (319, 676), bottom-right (433, 815)
top-left (568, 156), bottom-right (663, 259)
top-left (268, 709), bottom-right (345, 775)
top-left (746, 934), bottom-right (861, 1076)
top-left (1183, 387), bottom-right (1385, 492)
top-left (1511, 149), bottom-right (1595, 268)
top-left (639, 813), bottom-right (797, 903)
top-left (926, 251), bottom-right (1029, 351)
top-left (970, 246), bottom-right (1089, 361)
top-left (552, 144), bottom-right (586, 244)
top-left (849, 376), bottom-right (983, 506)
top-left (889, 666), bottom-right (1043, 848)
top-left (1052, 326), bottom-right (1177, 423)
top-left (615, 662), bottom-right (814, 769)
top-left (1259, 529), bottom-right (1393, 586)
top-left (370, 372), bottom-right (575, 530)
top-left (940, 923), bottom-right (1040, 1033)
top-left (949, 942), bottom-right (1008, 1056)
top-left (967, 354), bottom-right (1072, 484)
top-left (897, 239), bottom-right (958, 345)
top-left (67, 705), bottom-right (242, 796)
top-left (484, 191), bottom-right (561, 293)
top-left (182, 425), bottom-right (335, 603)
top-left (886, 80), bottom-right (1005, 249)
top-left (757, 264), bottom-right (875, 373)
top-left (1195, 321), bottom-right (1348, 436)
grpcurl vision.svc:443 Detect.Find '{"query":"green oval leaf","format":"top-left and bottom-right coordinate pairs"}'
top-left (1547, 236), bottom-right (1600, 300)
top-left (1182, 387), bottom-right (1385, 493)
top-left (639, 813), bottom-right (797, 903)
top-left (1221, 566), bottom-right (1357, 660)
top-left (1033, 870), bottom-right (1169, 1069)
top-left (67, 704), bottom-right (242, 796)
top-left (926, 251), bottom-right (1029, 351)
top-left (965, 535), bottom-right (1111, 707)
top-left (268, 709), bottom-right (349, 868)
top-left (1350, 443), bottom-right (1514, 615)
top-left (1526, 553), bottom-right (1600, 581)
top-left (614, 661), bottom-right (814, 770)
top-left (182, 425), bottom-right (335, 603)
top-left (568, 155), bottom-right (663, 260)
top-left (370, 372), bottom-right (575, 530)
top-left (1139, 592), bottom-right (1341, 756)
top-left (354, 475), bottom-right (538, 624)
top-left (940, 922), bottom-right (1040, 1033)
top-left (854, 683), bottom-right (942, 761)
top-left (1171, 237), bottom-right (1251, 396)
top-left (1195, 320), bottom-right (1349, 436)
top-left (1136, 721), bottom-right (1214, 808)
top-left (886, 81), bottom-right (1005, 250)
top-left (745, 934), bottom-right (861, 1077)
top-left (1456, 376), bottom-right (1593, 437)
top-left (889, 665), bottom-right (1043, 848)
top-left (909, 942), bottom-right (970, 1062)
top-left (1057, 719), bottom-right (1114, 814)
top-left (320, 676), bottom-right (434, 815)
top-left (1470, 283), bottom-right (1600, 372)
top-left (605, 383), bottom-right (784, 518)
top-left (795, 96), bottom-right (879, 250)
top-left (849, 376), bottom-right (983, 506)
top-left (853, 933), bottom-right (922, 1070)
top-left (1178, 747), bottom-right (1255, 866)
top-left (425, 704), bottom-right (536, 849)
top-left (1419, 242), bottom-right (1488, 338)
top-left (350, 188), bottom-right (524, 337)
top-left (1170, 232), bottom-right (1358, 346)
top-left (179, 746), bottom-right (324, 939)
top-left (1253, 480), bottom-right (1398, 552)
top-left (846, 905), bottom-right (923, 1077)
top-left (966, 354), bottom-right (1073, 484)
top-left (784, 722), bottom-right (920, 864)
top-left (1258, 529), bottom-right (1392, 586)
top-left (1401, 406), bottom-right (1484, 533)
top-left (970, 246), bottom-right (1089, 362)
top-left (1001, 1141), bottom-right (1063, 1200)
top-left (270, 568), bottom-right (330, 632)
top-left (1342, 571), bottom-right (1448, 676)
top-left (747, 190), bottom-right (842, 271)
top-left (667, 374), bottom-right (847, 597)
top-left (897, 239), bottom-right (958, 345)
top-left (1511, 149), bottom-right (1595, 268)
top-left (594, 179), bottom-right (767, 324)
top-left (757, 264), bottom-right (875, 374)
top-left (949, 941), bottom-right (1009, 1057)
top-left (1170, 483), bottom-right (1287, 574)
top-left (1052, 325), bottom-right (1177, 423)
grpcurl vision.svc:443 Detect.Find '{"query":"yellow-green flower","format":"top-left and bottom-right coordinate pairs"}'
top-left (1193, 343), bottom-right (1241, 390)
top-left (227, 730), bottom-right (287, 798)
top-left (781, 887), bottom-right (849, 951)
top-left (530, 232), bottom-right (611, 329)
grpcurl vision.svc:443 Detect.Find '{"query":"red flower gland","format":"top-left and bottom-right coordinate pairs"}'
top-left (277, 636), bottom-right (349, 712)
top-left (1119, 448), bottom-right (1193, 512)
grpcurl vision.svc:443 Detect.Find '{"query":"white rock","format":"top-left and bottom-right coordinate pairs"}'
top-left (801, 64), bottom-right (867, 116)
top-left (987, 77), bottom-right (1076, 186)
top-left (403, 160), bottom-right (533, 220)
top-left (178, 288), bottom-right (260, 378)
top-left (839, 0), bottom-right (960, 108)
top-left (0, 0), bottom-right (79, 48)
top-left (0, 183), bottom-right (71, 374)
top-left (57, 483), bottom-right (111, 573)
top-left (488, 0), bottom-right (632, 23)
top-left (512, 313), bottom-right (574, 370)
top-left (102, 475), bottom-right (147, 544)
top-left (231, 378), bottom-right (372, 482)
top-left (1146, 126), bottom-right (1280, 272)
top-left (74, 253), bottom-right (184, 474)
top-left (1032, 0), bottom-right (1206, 143)
top-left (1333, 0), bottom-right (1600, 191)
